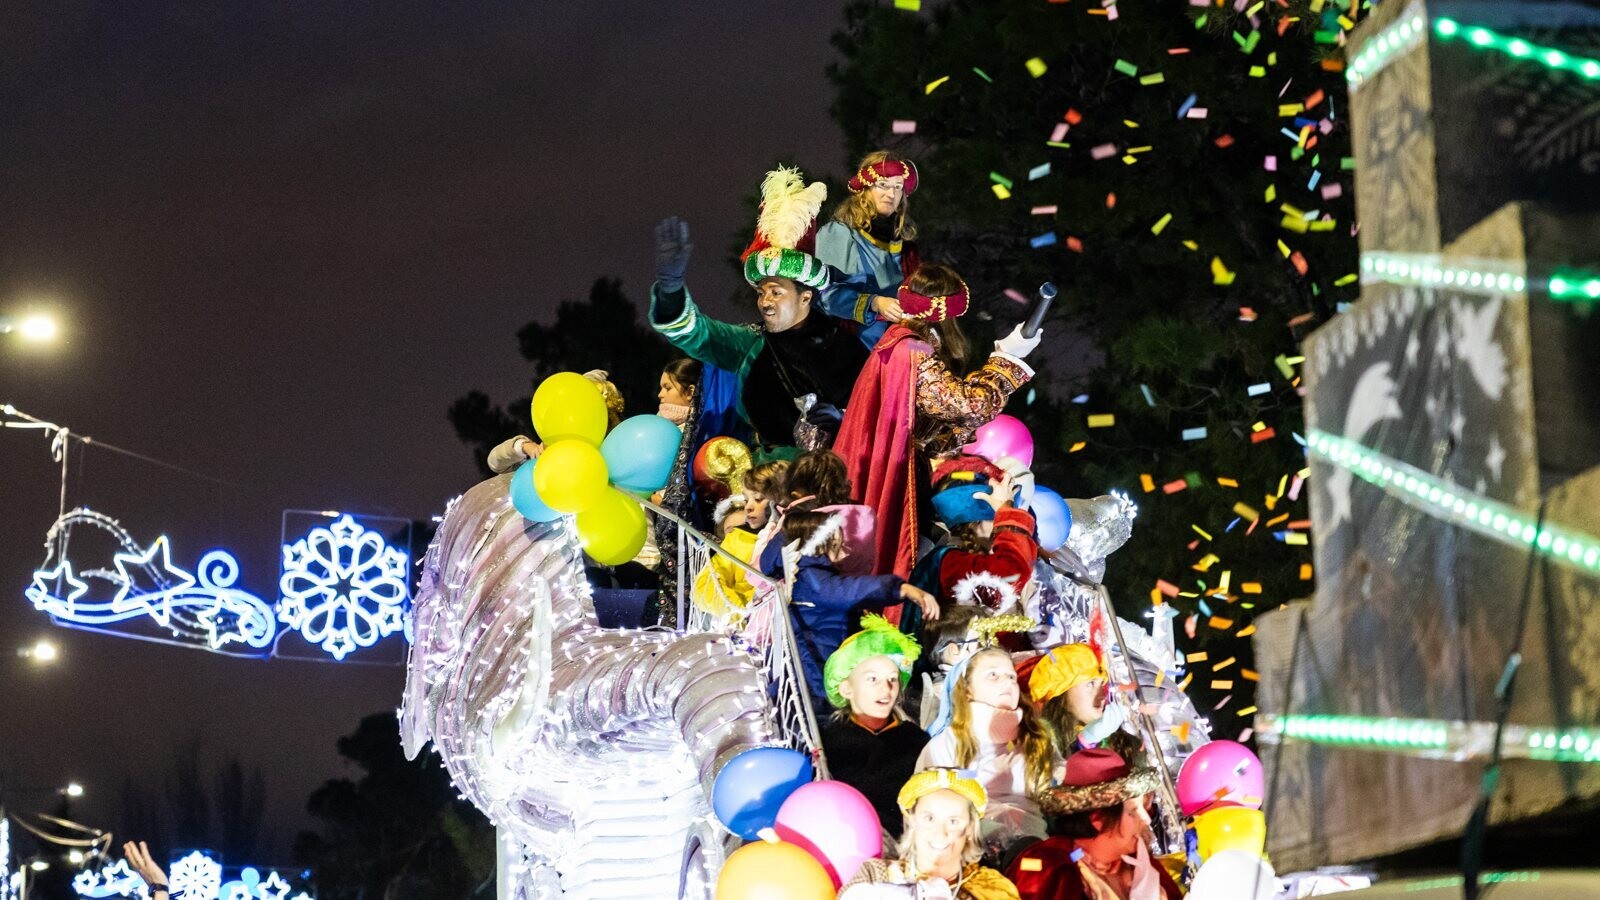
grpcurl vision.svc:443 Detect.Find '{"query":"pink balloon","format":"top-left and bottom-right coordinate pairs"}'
top-left (962, 414), bottom-right (1034, 468)
top-left (1176, 740), bottom-right (1266, 817)
top-left (773, 780), bottom-right (883, 888)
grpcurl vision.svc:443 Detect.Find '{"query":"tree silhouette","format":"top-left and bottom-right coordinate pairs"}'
top-left (293, 712), bottom-right (494, 899)
top-left (448, 277), bottom-right (675, 477)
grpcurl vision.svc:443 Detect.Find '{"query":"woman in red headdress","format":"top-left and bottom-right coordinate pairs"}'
top-left (832, 263), bottom-right (1043, 595)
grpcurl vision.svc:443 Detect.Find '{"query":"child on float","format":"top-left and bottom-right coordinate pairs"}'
top-left (820, 615), bottom-right (930, 840)
top-left (688, 459), bottom-right (788, 623)
top-left (909, 456), bottom-right (1039, 633)
top-left (839, 768), bottom-right (1021, 900)
top-left (752, 449), bottom-right (875, 581)
top-left (917, 642), bottom-right (1060, 859)
top-left (1027, 643), bottom-right (1140, 761)
top-left (781, 508), bottom-right (939, 711)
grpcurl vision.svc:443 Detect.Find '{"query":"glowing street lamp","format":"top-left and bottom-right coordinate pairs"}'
top-left (63, 782), bottom-right (84, 798)
top-left (16, 639), bottom-right (58, 663)
top-left (0, 313), bottom-right (59, 342)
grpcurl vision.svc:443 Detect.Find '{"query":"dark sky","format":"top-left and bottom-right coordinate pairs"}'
top-left (0, 1), bottom-right (844, 862)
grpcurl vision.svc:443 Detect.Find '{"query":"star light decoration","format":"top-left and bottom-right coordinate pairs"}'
top-left (277, 514), bottom-right (409, 660)
top-left (72, 860), bottom-right (150, 899)
top-left (26, 508), bottom-right (277, 653)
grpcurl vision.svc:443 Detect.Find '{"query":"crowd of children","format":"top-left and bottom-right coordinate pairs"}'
top-left (493, 153), bottom-right (1189, 898)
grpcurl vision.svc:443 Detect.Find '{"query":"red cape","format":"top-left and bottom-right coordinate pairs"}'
top-left (833, 325), bottom-right (926, 589)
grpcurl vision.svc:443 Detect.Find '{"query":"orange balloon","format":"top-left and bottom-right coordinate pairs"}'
top-left (715, 839), bottom-right (836, 900)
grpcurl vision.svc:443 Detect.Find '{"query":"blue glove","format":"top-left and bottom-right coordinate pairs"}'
top-left (1080, 701), bottom-right (1129, 746)
top-left (655, 217), bottom-right (693, 294)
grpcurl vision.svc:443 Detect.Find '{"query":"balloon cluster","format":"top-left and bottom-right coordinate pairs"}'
top-left (1176, 740), bottom-right (1277, 899)
top-left (710, 748), bottom-right (881, 897)
top-left (962, 414), bottom-right (1074, 552)
top-left (509, 372), bottom-right (683, 564)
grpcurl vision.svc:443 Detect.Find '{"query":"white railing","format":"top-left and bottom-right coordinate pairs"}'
top-left (644, 502), bottom-right (830, 779)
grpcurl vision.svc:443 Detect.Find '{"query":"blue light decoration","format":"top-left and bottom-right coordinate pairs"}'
top-left (277, 513), bottom-right (410, 661)
top-left (25, 509), bottom-right (277, 655)
top-left (74, 852), bottom-right (311, 900)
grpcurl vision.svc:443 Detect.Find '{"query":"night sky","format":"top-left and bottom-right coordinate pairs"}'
top-left (0, 1), bottom-right (843, 861)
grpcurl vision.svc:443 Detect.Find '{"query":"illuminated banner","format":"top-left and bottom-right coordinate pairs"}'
top-left (25, 507), bottom-right (412, 662)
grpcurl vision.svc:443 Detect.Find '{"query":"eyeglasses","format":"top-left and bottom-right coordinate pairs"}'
top-left (870, 181), bottom-right (906, 194)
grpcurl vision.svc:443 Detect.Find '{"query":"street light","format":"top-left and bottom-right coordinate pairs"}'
top-left (63, 783), bottom-right (83, 798)
top-left (0, 313), bottom-right (59, 342)
top-left (16, 638), bottom-right (58, 663)
top-left (27, 861), bottom-right (47, 872)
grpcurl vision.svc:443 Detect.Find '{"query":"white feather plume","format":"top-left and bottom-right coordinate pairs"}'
top-left (755, 165), bottom-right (827, 251)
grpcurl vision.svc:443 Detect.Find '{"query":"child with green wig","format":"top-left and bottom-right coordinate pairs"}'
top-left (821, 614), bottom-right (931, 839)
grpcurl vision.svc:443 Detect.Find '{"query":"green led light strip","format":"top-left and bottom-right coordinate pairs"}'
top-left (1258, 714), bottom-right (1600, 763)
top-left (1360, 251), bottom-right (1526, 294)
top-left (1435, 17), bottom-right (1600, 78)
top-left (1546, 274), bottom-right (1600, 301)
top-left (1347, 4), bottom-right (1428, 90)
top-left (1307, 430), bottom-right (1600, 578)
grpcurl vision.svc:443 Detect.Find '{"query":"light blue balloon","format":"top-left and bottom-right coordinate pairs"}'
top-left (1030, 485), bottom-right (1073, 552)
top-left (711, 747), bottom-right (813, 839)
top-left (510, 458), bottom-right (561, 522)
top-left (601, 414), bottom-right (683, 494)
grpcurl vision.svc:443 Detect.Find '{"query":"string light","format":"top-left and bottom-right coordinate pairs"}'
top-left (1359, 252), bottom-right (1526, 295)
top-left (1434, 17), bottom-right (1600, 79)
top-left (1346, 5), bottom-right (1428, 90)
top-left (1260, 714), bottom-right (1600, 763)
top-left (1308, 429), bottom-right (1600, 578)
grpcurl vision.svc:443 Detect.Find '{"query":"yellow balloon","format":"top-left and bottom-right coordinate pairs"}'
top-left (533, 440), bottom-right (610, 513)
top-left (531, 372), bottom-right (608, 446)
top-left (715, 839), bottom-right (835, 900)
top-left (575, 488), bottom-right (649, 566)
top-left (1193, 806), bottom-right (1267, 863)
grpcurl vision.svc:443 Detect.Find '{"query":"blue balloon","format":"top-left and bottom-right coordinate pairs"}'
top-left (1030, 485), bottom-right (1073, 552)
top-left (711, 747), bottom-right (813, 839)
top-left (510, 458), bottom-right (561, 522)
top-left (601, 414), bottom-right (683, 494)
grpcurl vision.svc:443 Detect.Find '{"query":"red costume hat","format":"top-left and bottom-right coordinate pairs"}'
top-left (897, 276), bottom-right (970, 322)
top-left (848, 158), bottom-right (920, 194)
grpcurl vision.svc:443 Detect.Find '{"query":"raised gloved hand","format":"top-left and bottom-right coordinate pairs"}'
top-left (1079, 700), bottom-right (1129, 746)
top-left (993, 323), bottom-right (1043, 360)
top-left (655, 216), bottom-right (693, 293)
top-left (802, 401), bottom-right (843, 430)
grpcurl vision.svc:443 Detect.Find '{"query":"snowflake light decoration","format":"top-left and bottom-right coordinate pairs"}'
top-left (278, 514), bottom-right (409, 660)
top-left (168, 852), bottom-right (223, 900)
top-left (220, 868), bottom-right (291, 900)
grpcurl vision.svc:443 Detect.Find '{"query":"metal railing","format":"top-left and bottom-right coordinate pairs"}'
top-left (643, 502), bottom-right (829, 779)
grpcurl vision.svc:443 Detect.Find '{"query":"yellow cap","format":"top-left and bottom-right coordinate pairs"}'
top-left (1028, 643), bottom-right (1105, 705)
top-left (897, 768), bottom-right (988, 816)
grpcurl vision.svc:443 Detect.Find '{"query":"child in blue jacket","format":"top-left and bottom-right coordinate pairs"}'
top-left (781, 509), bottom-right (939, 708)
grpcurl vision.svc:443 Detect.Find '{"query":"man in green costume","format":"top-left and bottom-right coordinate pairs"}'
top-left (650, 167), bottom-right (869, 459)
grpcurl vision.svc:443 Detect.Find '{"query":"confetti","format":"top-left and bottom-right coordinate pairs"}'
top-left (1213, 656), bottom-right (1236, 672)
top-left (1028, 163), bottom-right (1051, 181)
top-left (1050, 122), bottom-right (1070, 143)
top-left (1068, 441), bottom-right (1087, 452)
top-left (1151, 213), bottom-right (1173, 234)
top-left (1091, 143), bottom-right (1120, 160)
top-left (1140, 384), bottom-right (1156, 406)
top-left (1030, 231), bottom-right (1057, 248)
top-left (989, 172), bottom-right (1014, 189)
top-left (891, 119), bottom-right (918, 134)
top-left (1003, 288), bottom-right (1029, 305)
top-left (971, 67), bottom-right (993, 83)
top-left (1212, 680), bottom-right (1234, 690)
top-left (1209, 616), bottom-right (1234, 630)
top-left (1087, 413), bottom-right (1116, 428)
top-left (1250, 427), bottom-right (1277, 443)
top-left (993, 184), bottom-right (1012, 200)
top-left (925, 76), bottom-right (950, 94)
top-left (1140, 473), bottom-right (1156, 492)
top-left (1216, 476), bottom-right (1238, 488)
top-left (1247, 382), bottom-right (1271, 396)
top-left (1181, 426), bottom-right (1208, 441)
top-left (1186, 651), bottom-right (1208, 663)
top-left (1113, 59), bottom-right (1139, 76)
top-left (1211, 257), bottom-right (1236, 285)
top-left (1162, 479), bottom-right (1188, 494)
top-left (894, 0), bottom-right (921, 8)
top-left (1026, 57), bottom-right (1048, 78)
top-left (1236, 624), bottom-right (1257, 638)
top-left (1236, 706), bottom-right (1258, 717)
top-left (1031, 204), bottom-right (1058, 215)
